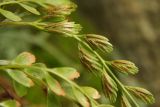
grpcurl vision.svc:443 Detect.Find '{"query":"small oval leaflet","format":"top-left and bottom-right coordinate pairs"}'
top-left (0, 8), bottom-right (22, 21)
top-left (18, 3), bottom-right (40, 15)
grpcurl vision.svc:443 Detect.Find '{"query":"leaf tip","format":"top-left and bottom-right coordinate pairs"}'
top-left (69, 71), bottom-right (80, 80)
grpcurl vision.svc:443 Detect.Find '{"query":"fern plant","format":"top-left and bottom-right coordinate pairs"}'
top-left (0, 0), bottom-right (155, 107)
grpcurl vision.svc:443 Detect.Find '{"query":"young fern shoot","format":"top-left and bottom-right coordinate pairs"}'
top-left (0, 0), bottom-right (155, 107)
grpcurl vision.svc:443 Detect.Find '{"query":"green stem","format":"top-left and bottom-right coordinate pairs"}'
top-left (0, 21), bottom-right (46, 30)
top-left (0, 65), bottom-right (28, 70)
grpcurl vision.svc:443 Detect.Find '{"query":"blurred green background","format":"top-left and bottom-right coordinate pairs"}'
top-left (0, 0), bottom-right (160, 107)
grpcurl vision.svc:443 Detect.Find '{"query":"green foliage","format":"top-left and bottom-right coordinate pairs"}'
top-left (13, 81), bottom-right (28, 97)
top-left (7, 69), bottom-right (34, 87)
top-left (0, 100), bottom-right (20, 107)
top-left (0, 8), bottom-right (21, 21)
top-left (0, 0), bottom-right (155, 107)
top-left (0, 52), bottom-right (102, 107)
top-left (45, 72), bottom-right (65, 96)
top-left (18, 3), bottom-right (40, 15)
top-left (50, 67), bottom-right (80, 80)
